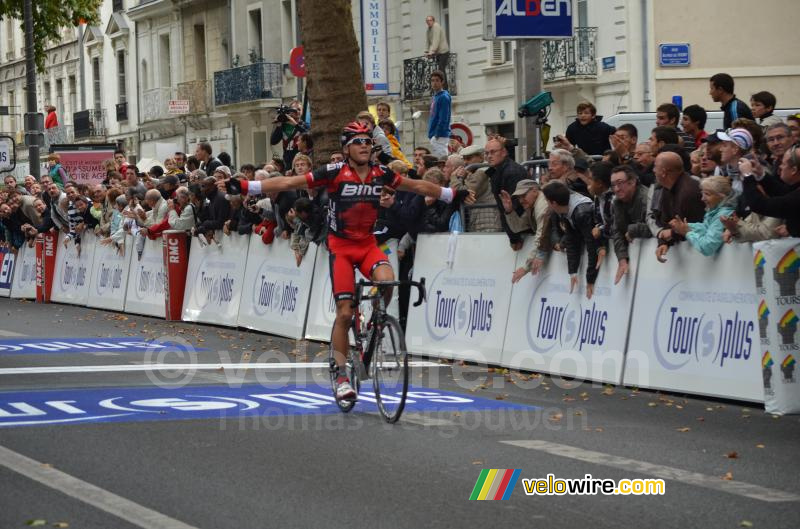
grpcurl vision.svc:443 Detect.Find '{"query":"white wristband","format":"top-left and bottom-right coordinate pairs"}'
top-left (439, 186), bottom-right (454, 203)
top-left (248, 180), bottom-right (262, 196)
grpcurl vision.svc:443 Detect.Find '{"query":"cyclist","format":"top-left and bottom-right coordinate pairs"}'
top-left (228, 122), bottom-right (472, 400)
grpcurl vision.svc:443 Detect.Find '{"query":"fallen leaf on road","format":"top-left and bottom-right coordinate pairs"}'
top-left (722, 472), bottom-right (733, 481)
top-left (755, 444), bottom-right (765, 449)
top-left (696, 417), bottom-right (705, 422)
top-left (595, 427), bottom-right (604, 432)
top-left (574, 411), bottom-right (583, 416)
top-left (53, 523), bottom-right (69, 528)
top-left (739, 521), bottom-right (753, 527)
top-left (495, 395), bottom-right (506, 400)
top-left (549, 413), bottom-right (563, 422)
top-left (676, 427), bottom-right (691, 432)
top-left (676, 405), bottom-right (684, 410)
top-left (648, 402), bottom-right (658, 407)
top-left (472, 460), bottom-right (483, 465)
top-left (725, 451), bottom-right (739, 459)
top-left (562, 397), bottom-right (576, 402)
top-left (26, 521), bottom-right (46, 527)
top-left (579, 392), bottom-right (589, 398)
top-left (601, 387), bottom-right (614, 396)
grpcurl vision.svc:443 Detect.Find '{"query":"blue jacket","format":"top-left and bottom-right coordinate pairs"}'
top-left (686, 193), bottom-right (737, 256)
top-left (428, 89), bottom-right (451, 139)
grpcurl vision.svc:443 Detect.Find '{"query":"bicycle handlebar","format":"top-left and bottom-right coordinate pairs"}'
top-left (355, 277), bottom-right (427, 306)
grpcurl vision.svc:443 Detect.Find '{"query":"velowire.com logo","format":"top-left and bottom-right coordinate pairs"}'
top-left (469, 469), bottom-right (521, 501)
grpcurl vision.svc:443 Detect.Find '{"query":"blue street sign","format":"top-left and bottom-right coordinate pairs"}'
top-left (0, 337), bottom-right (206, 355)
top-left (659, 43), bottom-right (691, 67)
top-left (602, 56), bottom-right (616, 71)
top-left (492, 0), bottom-right (573, 39)
top-left (0, 384), bottom-right (538, 428)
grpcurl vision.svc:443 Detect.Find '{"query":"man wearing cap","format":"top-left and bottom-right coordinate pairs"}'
top-left (497, 179), bottom-right (550, 282)
top-left (716, 127), bottom-right (753, 194)
top-left (451, 145), bottom-right (501, 232)
top-left (158, 174), bottom-right (180, 201)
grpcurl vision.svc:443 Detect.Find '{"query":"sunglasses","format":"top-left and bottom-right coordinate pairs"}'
top-left (348, 138), bottom-right (374, 146)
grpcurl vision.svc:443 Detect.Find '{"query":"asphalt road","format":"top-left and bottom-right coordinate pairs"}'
top-left (0, 298), bottom-right (798, 529)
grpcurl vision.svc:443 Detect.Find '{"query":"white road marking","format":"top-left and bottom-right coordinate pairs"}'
top-left (0, 361), bottom-right (442, 375)
top-left (0, 443), bottom-right (198, 529)
top-left (0, 329), bottom-right (28, 337)
top-left (400, 413), bottom-right (455, 427)
top-left (501, 440), bottom-right (800, 503)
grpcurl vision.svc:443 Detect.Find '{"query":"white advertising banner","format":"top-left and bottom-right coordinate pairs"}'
top-left (181, 231), bottom-right (248, 327)
top-left (124, 236), bottom-right (166, 317)
top-left (405, 233), bottom-right (515, 363)
top-left (237, 237), bottom-right (317, 340)
top-left (304, 239), bottom-right (399, 342)
top-left (623, 239), bottom-right (763, 402)
top-left (50, 231), bottom-right (96, 306)
top-left (10, 241), bottom-right (36, 299)
top-left (501, 237), bottom-right (640, 385)
top-left (87, 235), bottom-right (133, 312)
top-left (752, 238), bottom-right (800, 414)
top-left (0, 247), bottom-right (15, 297)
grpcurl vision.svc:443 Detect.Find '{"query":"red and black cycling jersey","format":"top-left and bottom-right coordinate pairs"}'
top-left (305, 162), bottom-right (403, 241)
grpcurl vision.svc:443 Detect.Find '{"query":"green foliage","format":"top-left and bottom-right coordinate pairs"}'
top-left (0, 0), bottom-right (101, 71)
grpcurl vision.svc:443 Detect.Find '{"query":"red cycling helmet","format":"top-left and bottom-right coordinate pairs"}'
top-left (340, 121), bottom-right (371, 147)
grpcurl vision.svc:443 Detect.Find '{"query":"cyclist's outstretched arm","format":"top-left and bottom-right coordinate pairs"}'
top-left (397, 178), bottom-right (473, 204)
top-left (227, 174), bottom-right (308, 196)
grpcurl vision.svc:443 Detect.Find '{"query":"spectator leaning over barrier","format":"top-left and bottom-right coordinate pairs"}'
top-left (125, 166), bottom-right (147, 200)
top-left (633, 141), bottom-right (656, 187)
top-left (787, 114), bottom-right (800, 144)
top-left (764, 123), bottom-right (795, 176)
top-left (288, 196), bottom-right (326, 266)
top-left (656, 103), bottom-right (695, 150)
top-left (717, 128), bottom-right (754, 194)
top-left (98, 194), bottom-right (127, 255)
top-left (608, 123), bottom-right (638, 162)
top-left (610, 165), bottom-right (649, 284)
top-left (668, 175), bottom-right (736, 258)
top-left (484, 136), bottom-right (527, 250)
top-left (501, 179), bottom-right (550, 283)
top-left (739, 147), bottom-right (800, 237)
top-left (681, 105), bottom-right (708, 148)
top-left (543, 180), bottom-right (600, 299)
top-left (453, 145), bottom-right (501, 232)
top-left (565, 101), bottom-right (616, 156)
top-left (709, 73), bottom-right (754, 130)
top-left (750, 91), bottom-right (783, 130)
top-left (194, 176), bottom-right (231, 247)
top-left (588, 162), bottom-right (615, 244)
top-left (653, 152), bottom-right (706, 263)
top-left (418, 168), bottom-right (469, 233)
top-left (547, 149), bottom-right (589, 197)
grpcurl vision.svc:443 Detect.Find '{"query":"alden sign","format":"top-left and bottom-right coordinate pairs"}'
top-left (485, 0), bottom-right (573, 40)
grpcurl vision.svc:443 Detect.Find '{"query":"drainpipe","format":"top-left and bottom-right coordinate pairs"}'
top-left (640, 0), bottom-right (650, 112)
top-left (135, 19), bottom-right (142, 158)
top-left (79, 24), bottom-right (86, 110)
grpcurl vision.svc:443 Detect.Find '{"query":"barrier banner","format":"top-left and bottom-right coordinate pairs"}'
top-left (753, 238), bottom-right (800, 414)
top-left (501, 237), bottom-right (640, 385)
top-left (623, 239), bottom-right (762, 402)
top-left (406, 234), bottom-right (514, 363)
top-left (181, 231), bottom-right (248, 327)
top-left (124, 236), bottom-right (166, 317)
top-left (87, 234), bottom-right (132, 312)
top-left (10, 241), bottom-right (36, 299)
top-left (51, 231), bottom-right (97, 306)
top-left (237, 237), bottom-right (317, 340)
top-left (163, 231), bottom-right (189, 321)
top-left (0, 246), bottom-right (15, 296)
top-left (304, 239), bottom-right (399, 342)
top-left (35, 231), bottom-right (58, 304)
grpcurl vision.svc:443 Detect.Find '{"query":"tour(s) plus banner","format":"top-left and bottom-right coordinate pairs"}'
top-left (753, 238), bottom-right (800, 415)
top-left (623, 239), bottom-right (762, 402)
top-left (0, 246), bottom-right (15, 296)
top-left (406, 233), bottom-right (515, 363)
top-left (501, 237), bottom-right (640, 385)
top-left (10, 241), bottom-right (36, 299)
top-left (124, 236), bottom-right (166, 317)
top-left (305, 239), bottom-right (399, 342)
top-left (50, 231), bottom-right (96, 306)
top-left (87, 234), bottom-right (132, 312)
top-left (238, 237), bottom-right (317, 340)
top-left (181, 231), bottom-right (248, 327)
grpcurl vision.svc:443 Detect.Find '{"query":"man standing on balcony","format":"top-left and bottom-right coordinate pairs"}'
top-left (44, 105), bottom-right (58, 129)
top-left (425, 15), bottom-right (449, 87)
top-left (428, 70), bottom-right (451, 159)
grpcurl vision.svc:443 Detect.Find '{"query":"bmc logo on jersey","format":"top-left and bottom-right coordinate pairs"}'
top-left (340, 183), bottom-right (383, 197)
top-left (496, 0), bottom-right (571, 16)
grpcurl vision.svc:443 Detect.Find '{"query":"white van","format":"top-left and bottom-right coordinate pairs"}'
top-left (605, 108), bottom-right (800, 143)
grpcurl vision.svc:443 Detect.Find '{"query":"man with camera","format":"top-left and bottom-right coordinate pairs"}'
top-left (270, 101), bottom-right (308, 168)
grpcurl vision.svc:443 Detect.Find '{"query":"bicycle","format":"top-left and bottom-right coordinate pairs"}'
top-left (328, 278), bottom-right (426, 423)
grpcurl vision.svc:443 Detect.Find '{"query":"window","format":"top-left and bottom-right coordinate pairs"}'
top-left (441, 0), bottom-right (450, 46)
top-left (5, 20), bottom-right (14, 59)
top-left (248, 9), bottom-right (264, 62)
top-left (141, 60), bottom-right (148, 90)
top-left (577, 0), bottom-right (588, 27)
top-left (92, 57), bottom-right (101, 110)
top-left (56, 80), bottom-right (64, 115)
top-left (194, 24), bottom-right (207, 80)
top-left (159, 34), bottom-right (171, 88)
top-left (68, 76), bottom-right (76, 120)
top-left (117, 50), bottom-right (126, 103)
top-left (43, 81), bottom-right (51, 105)
top-left (8, 90), bottom-right (16, 131)
top-left (112, 0), bottom-right (124, 12)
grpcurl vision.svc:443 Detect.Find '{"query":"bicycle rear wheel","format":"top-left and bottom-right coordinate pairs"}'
top-left (371, 314), bottom-right (409, 423)
top-left (328, 323), bottom-right (360, 413)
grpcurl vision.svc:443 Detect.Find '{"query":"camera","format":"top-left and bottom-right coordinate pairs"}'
top-left (518, 91), bottom-right (554, 118)
top-left (275, 105), bottom-right (294, 123)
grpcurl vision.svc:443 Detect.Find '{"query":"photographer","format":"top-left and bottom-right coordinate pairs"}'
top-left (270, 101), bottom-right (308, 168)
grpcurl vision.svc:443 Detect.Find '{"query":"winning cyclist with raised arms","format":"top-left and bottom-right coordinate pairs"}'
top-left (228, 122), bottom-right (473, 400)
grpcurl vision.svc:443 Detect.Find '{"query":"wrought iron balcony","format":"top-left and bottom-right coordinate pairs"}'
top-left (177, 80), bottom-right (211, 114)
top-left (213, 62), bottom-right (282, 107)
top-left (542, 27), bottom-right (597, 83)
top-left (402, 54), bottom-right (457, 101)
top-left (116, 101), bottom-right (128, 122)
top-left (44, 125), bottom-right (74, 151)
top-left (141, 87), bottom-right (174, 122)
top-left (73, 109), bottom-right (107, 140)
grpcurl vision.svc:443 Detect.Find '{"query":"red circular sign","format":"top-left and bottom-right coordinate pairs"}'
top-left (450, 123), bottom-right (474, 147)
top-left (289, 46), bottom-right (306, 78)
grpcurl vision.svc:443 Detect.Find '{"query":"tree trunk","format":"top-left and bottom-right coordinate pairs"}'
top-left (297, 0), bottom-right (367, 166)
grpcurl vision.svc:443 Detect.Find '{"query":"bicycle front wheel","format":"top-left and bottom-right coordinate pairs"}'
top-left (371, 314), bottom-right (409, 423)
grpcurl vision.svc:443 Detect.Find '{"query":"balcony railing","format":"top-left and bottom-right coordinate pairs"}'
top-left (73, 109), bottom-right (107, 140)
top-left (213, 62), bottom-right (282, 107)
top-left (402, 54), bottom-right (457, 101)
top-left (542, 27), bottom-right (597, 82)
top-left (116, 101), bottom-right (128, 122)
top-left (177, 80), bottom-right (211, 114)
top-left (44, 125), bottom-right (74, 151)
top-left (141, 87), bottom-right (174, 122)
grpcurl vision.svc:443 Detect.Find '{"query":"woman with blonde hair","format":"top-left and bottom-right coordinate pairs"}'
top-left (669, 175), bottom-right (737, 256)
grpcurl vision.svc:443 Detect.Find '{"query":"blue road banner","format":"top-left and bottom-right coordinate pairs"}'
top-left (0, 384), bottom-right (536, 428)
top-left (0, 337), bottom-right (206, 355)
